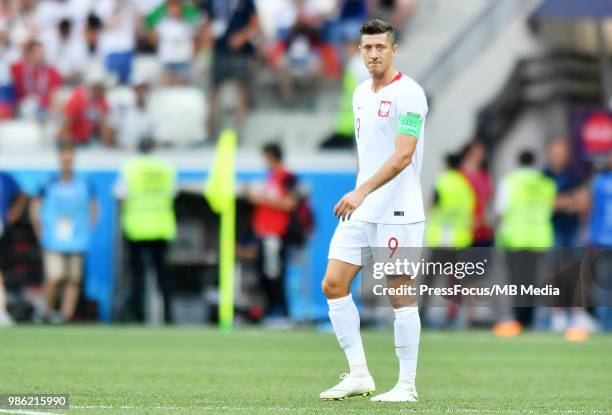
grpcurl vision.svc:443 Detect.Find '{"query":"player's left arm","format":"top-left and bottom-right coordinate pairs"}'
top-left (334, 132), bottom-right (417, 220)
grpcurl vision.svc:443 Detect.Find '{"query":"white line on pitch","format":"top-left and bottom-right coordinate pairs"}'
top-left (70, 405), bottom-right (603, 414)
top-left (0, 409), bottom-right (62, 415)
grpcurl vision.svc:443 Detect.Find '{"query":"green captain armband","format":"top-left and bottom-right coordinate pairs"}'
top-left (397, 113), bottom-right (423, 138)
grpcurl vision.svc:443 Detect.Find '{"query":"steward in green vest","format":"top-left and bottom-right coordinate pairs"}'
top-left (496, 151), bottom-right (556, 250)
top-left (426, 154), bottom-right (476, 248)
top-left (117, 138), bottom-right (177, 323)
top-left (121, 142), bottom-right (176, 242)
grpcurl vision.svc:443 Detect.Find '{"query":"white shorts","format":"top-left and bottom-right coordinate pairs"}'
top-left (328, 219), bottom-right (425, 267)
top-left (44, 251), bottom-right (84, 282)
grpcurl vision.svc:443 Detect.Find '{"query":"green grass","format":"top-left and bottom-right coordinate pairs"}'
top-left (0, 326), bottom-right (611, 414)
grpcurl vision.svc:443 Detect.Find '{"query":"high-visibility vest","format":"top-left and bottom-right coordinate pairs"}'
top-left (426, 170), bottom-right (476, 248)
top-left (121, 156), bottom-right (176, 241)
top-left (497, 169), bottom-right (556, 250)
top-left (336, 70), bottom-right (359, 137)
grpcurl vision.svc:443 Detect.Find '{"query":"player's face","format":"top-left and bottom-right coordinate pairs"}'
top-left (360, 33), bottom-right (397, 78)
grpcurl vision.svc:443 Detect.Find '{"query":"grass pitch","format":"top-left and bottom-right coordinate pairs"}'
top-left (1, 326), bottom-right (611, 414)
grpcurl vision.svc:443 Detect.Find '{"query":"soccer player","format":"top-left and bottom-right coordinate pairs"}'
top-left (320, 18), bottom-right (428, 402)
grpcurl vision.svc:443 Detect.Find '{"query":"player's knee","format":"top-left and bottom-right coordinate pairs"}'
top-left (387, 294), bottom-right (416, 309)
top-left (321, 279), bottom-right (334, 298)
top-left (321, 277), bottom-right (347, 299)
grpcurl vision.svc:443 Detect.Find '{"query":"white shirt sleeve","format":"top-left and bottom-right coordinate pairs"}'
top-left (494, 177), bottom-right (509, 216)
top-left (397, 83), bottom-right (428, 119)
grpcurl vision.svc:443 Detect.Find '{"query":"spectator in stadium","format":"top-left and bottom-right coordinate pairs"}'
top-left (115, 138), bottom-right (177, 324)
top-left (200, 0), bottom-right (260, 139)
top-left (367, 0), bottom-right (416, 36)
top-left (0, 169), bottom-right (28, 327)
top-left (0, 21), bottom-right (18, 119)
top-left (4, 0), bottom-right (37, 49)
top-left (328, 0), bottom-right (368, 50)
top-left (0, 5), bottom-right (21, 63)
top-left (84, 13), bottom-right (104, 61)
top-left (493, 150), bottom-right (556, 334)
top-left (94, 0), bottom-right (137, 84)
top-left (30, 143), bottom-right (98, 323)
top-left (59, 64), bottom-right (115, 146)
top-left (460, 140), bottom-right (494, 247)
top-left (246, 142), bottom-right (297, 323)
top-left (111, 74), bottom-right (154, 150)
top-left (146, 0), bottom-right (201, 84)
top-left (43, 19), bottom-right (88, 84)
top-left (145, 0), bottom-right (201, 33)
top-left (269, 0), bottom-right (340, 107)
top-left (35, 0), bottom-right (91, 43)
top-left (10, 40), bottom-right (62, 119)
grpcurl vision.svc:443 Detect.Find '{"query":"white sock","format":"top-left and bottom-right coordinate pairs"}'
top-left (394, 306), bottom-right (420, 378)
top-left (327, 294), bottom-right (369, 376)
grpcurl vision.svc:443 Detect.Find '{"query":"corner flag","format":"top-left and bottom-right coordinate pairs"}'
top-left (205, 129), bottom-right (237, 331)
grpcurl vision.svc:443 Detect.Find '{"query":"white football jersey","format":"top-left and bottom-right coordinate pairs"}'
top-left (351, 73), bottom-right (428, 224)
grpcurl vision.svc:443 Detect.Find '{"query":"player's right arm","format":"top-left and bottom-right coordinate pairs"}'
top-left (357, 132), bottom-right (417, 193)
top-left (335, 133), bottom-right (417, 220)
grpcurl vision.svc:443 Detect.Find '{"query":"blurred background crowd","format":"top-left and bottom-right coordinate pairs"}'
top-left (0, 0), bottom-right (611, 338)
top-left (0, 0), bottom-right (416, 147)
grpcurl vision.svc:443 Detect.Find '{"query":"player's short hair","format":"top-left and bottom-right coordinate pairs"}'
top-left (262, 142), bottom-right (283, 162)
top-left (359, 18), bottom-right (396, 44)
top-left (518, 150), bottom-right (535, 167)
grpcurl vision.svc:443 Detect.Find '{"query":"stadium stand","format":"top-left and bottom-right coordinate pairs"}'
top-left (0, 119), bottom-right (43, 153)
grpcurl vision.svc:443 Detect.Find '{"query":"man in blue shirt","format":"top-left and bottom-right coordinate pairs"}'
top-left (544, 139), bottom-right (584, 247)
top-left (31, 144), bottom-right (98, 323)
top-left (544, 139), bottom-right (597, 333)
top-left (0, 171), bottom-right (28, 327)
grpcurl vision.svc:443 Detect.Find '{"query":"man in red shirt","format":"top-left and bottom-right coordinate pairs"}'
top-left (10, 40), bottom-right (62, 118)
top-left (59, 66), bottom-right (114, 146)
top-left (247, 143), bottom-right (297, 319)
top-left (460, 140), bottom-right (494, 246)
